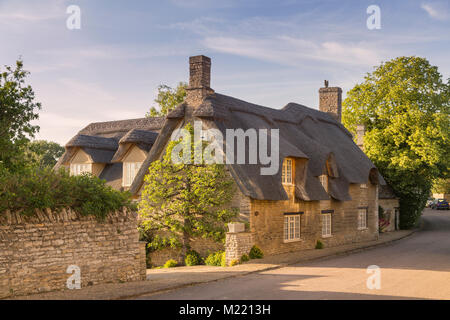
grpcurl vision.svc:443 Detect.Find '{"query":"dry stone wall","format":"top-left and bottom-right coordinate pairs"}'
top-left (0, 207), bottom-right (146, 298)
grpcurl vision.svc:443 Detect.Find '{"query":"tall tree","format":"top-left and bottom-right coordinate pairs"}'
top-left (139, 124), bottom-right (238, 254)
top-left (0, 60), bottom-right (41, 171)
top-left (25, 140), bottom-right (65, 168)
top-left (147, 82), bottom-right (187, 117)
top-left (343, 56), bottom-right (450, 229)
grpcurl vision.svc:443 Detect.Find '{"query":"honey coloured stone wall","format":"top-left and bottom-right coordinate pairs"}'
top-left (0, 208), bottom-right (146, 299)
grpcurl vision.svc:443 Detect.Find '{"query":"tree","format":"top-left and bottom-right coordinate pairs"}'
top-left (342, 56), bottom-right (450, 229)
top-left (139, 124), bottom-right (238, 255)
top-left (147, 82), bottom-right (187, 117)
top-left (432, 178), bottom-right (450, 194)
top-left (0, 60), bottom-right (41, 171)
top-left (24, 140), bottom-right (65, 168)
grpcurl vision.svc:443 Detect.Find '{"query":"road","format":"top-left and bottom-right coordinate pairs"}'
top-left (136, 208), bottom-right (450, 300)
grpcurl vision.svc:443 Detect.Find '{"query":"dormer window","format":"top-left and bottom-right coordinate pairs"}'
top-left (282, 158), bottom-right (293, 184)
top-left (319, 174), bottom-right (328, 192)
top-left (123, 162), bottom-right (142, 187)
top-left (70, 163), bottom-right (92, 176)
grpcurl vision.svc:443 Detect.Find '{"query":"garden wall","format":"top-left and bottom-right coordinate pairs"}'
top-left (0, 207), bottom-right (146, 298)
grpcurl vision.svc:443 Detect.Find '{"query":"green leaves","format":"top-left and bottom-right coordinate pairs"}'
top-left (147, 82), bottom-right (187, 117)
top-left (342, 56), bottom-right (450, 228)
top-left (0, 60), bottom-right (41, 171)
top-left (139, 124), bottom-right (238, 251)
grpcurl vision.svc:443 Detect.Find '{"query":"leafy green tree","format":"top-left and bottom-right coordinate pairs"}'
top-left (0, 60), bottom-right (41, 171)
top-left (432, 178), bottom-right (450, 194)
top-left (147, 82), bottom-right (187, 117)
top-left (139, 124), bottom-right (238, 255)
top-left (24, 140), bottom-right (65, 168)
top-left (343, 56), bottom-right (450, 229)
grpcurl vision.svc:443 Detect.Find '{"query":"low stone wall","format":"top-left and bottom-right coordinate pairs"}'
top-left (0, 208), bottom-right (146, 299)
top-left (225, 231), bottom-right (254, 265)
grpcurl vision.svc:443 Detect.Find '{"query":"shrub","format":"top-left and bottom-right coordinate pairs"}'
top-left (205, 251), bottom-right (225, 266)
top-left (315, 240), bottom-right (324, 249)
top-left (249, 245), bottom-right (264, 259)
top-left (0, 167), bottom-right (133, 219)
top-left (240, 254), bottom-right (250, 262)
top-left (163, 259), bottom-right (178, 268)
top-left (185, 250), bottom-right (202, 266)
top-left (229, 259), bottom-right (240, 267)
top-left (220, 251), bottom-right (227, 267)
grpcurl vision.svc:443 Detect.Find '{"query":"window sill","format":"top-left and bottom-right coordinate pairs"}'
top-left (283, 238), bottom-right (302, 243)
top-left (321, 234), bottom-right (333, 238)
top-left (357, 227), bottom-right (368, 231)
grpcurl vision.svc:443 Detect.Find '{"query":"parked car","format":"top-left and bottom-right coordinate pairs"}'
top-left (432, 199), bottom-right (449, 210)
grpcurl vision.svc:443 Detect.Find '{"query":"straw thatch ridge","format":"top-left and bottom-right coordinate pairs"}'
top-left (130, 92), bottom-right (379, 202)
top-left (66, 134), bottom-right (118, 151)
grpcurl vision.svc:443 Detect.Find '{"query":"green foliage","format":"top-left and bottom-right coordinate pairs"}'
top-left (342, 56), bottom-right (450, 229)
top-left (163, 259), bottom-right (178, 268)
top-left (185, 250), bottom-right (202, 266)
top-left (24, 140), bottom-right (64, 168)
top-left (240, 254), bottom-right (250, 263)
top-left (249, 245), bottom-right (264, 259)
top-left (0, 60), bottom-right (41, 171)
top-left (315, 240), bottom-right (324, 249)
top-left (0, 167), bottom-right (133, 218)
top-left (147, 82), bottom-right (187, 117)
top-left (139, 123), bottom-right (238, 253)
top-left (432, 178), bottom-right (450, 194)
top-left (229, 259), bottom-right (240, 267)
top-left (205, 251), bottom-right (225, 266)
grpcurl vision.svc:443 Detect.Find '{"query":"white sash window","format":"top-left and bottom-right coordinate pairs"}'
top-left (284, 214), bottom-right (300, 241)
top-left (123, 162), bottom-right (142, 187)
top-left (70, 163), bottom-right (92, 176)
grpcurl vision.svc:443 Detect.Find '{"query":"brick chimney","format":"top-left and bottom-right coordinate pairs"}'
top-left (356, 124), bottom-right (365, 150)
top-left (185, 55), bottom-right (214, 106)
top-left (319, 80), bottom-right (342, 122)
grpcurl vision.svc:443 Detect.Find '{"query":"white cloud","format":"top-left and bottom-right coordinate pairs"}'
top-left (203, 36), bottom-right (383, 67)
top-left (421, 2), bottom-right (449, 21)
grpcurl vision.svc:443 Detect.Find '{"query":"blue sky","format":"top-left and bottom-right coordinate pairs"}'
top-left (1, 0), bottom-right (449, 144)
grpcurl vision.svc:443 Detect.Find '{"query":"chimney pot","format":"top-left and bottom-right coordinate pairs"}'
top-left (356, 124), bottom-right (365, 150)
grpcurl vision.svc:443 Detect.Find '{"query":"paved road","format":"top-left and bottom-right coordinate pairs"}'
top-left (137, 209), bottom-right (450, 300)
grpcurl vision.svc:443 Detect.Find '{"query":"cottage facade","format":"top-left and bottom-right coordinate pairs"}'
top-left (57, 55), bottom-right (392, 260)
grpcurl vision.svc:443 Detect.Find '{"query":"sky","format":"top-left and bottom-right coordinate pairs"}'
top-left (1, 0), bottom-right (449, 145)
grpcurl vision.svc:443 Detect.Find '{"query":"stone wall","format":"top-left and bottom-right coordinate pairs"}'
top-left (0, 208), bottom-right (146, 299)
top-left (225, 231), bottom-right (254, 265)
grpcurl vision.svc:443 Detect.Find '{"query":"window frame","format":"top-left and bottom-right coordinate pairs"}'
top-left (282, 158), bottom-right (293, 185)
top-left (284, 213), bottom-right (301, 242)
top-left (357, 208), bottom-right (368, 230)
top-left (322, 213), bottom-right (332, 238)
top-left (123, 162), bottom-right (142, 187)
top-left (70, 163), bottom-right (92, 176)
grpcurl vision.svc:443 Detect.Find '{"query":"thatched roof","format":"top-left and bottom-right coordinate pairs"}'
top-left (55, 117), bottom-right (164, 171)
top-left (130, 93), bottom-right (379, 201)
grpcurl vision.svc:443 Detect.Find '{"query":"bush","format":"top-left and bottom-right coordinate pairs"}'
top-left (229, 259), bottom-right (240, 267)
top-left (0, 167), bottom-right (133, 219)
top-left (249, 245), bottom-right (264, 259)
top-left (163, 259), bottom-right (178, 268)
top-left (205, 251), bottom-right (225, 266)
top-left (315, 240), bottom-right (324, 249)
top-left (185, 250), bottom-right (202, 266)
top-left (240, 254), bottom-right (250, 263)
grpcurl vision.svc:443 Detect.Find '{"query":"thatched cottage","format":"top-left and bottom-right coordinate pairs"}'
top-left (56, 55), bottom-right (398, 260)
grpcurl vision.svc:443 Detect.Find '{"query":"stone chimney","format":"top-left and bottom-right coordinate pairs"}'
top-left (319, 80), bottom-right (342, 122)
top-left (185, 55), bottom-right (214, 106)
top-left (356, 124), bottom-right (365, 150)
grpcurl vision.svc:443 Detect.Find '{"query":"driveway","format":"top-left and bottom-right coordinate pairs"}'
top-left (137, 208), bottom-right (450, 300)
